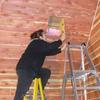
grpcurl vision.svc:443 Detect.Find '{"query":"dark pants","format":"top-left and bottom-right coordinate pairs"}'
top-left (14, 68), bottom-right (51, 100)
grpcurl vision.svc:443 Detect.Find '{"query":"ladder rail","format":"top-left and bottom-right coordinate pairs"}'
top-left (61, 44), bottom-right (68, 100)
top-left (82, 44), bottom-right (100, 85)
top-left (67, 43), bottom-right (78, 100)
top-left (61, 72), bottom-right (68, 100)
top-left (81, 45), bottom-right (87, 100)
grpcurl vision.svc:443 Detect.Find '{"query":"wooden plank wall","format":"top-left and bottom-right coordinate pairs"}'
top-left (87, 0), bottom-right (100, 99)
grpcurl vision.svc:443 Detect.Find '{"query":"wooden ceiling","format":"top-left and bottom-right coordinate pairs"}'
top-left (0, 0), bottom-right (98, 44)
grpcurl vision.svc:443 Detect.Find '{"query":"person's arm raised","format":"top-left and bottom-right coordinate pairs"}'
top-left (60, 32), bottom-right (66, 42)
top-left (61, 43), bottom-right (66, 51)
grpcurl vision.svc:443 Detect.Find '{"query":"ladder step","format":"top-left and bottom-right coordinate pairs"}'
top-left (67, 70), bottom-right (96, 79)
top-left (69, 45), bottom-right (81, 48)
top-left (76, 86), bottom-right (100, 90)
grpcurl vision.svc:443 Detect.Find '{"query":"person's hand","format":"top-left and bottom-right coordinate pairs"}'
top-left (60, 32), bottom-right (66, 42)
top-left (61, 43), bottom-right (66, 51)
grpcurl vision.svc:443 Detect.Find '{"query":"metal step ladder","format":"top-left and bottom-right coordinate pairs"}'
top-left (61, 42), bottom-right (100, 100)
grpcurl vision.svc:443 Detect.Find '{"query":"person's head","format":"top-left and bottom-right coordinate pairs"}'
top-left (30, 29), bottom-right (46, 39)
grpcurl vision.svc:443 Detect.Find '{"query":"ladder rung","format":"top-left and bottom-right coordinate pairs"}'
top-left (65, 93), bottom-right (83, 96)
top-left (64, 86), bottom-right (100, 90)
top-left (69, 45), bottom-right (81, 49)
top-left (66, 70), bottom-right (96, 79)
top-left (77, 86), bottom-right (100, 90)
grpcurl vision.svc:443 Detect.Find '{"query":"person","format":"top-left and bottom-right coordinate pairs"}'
top-left (14, 29), bottom-right (66, 100)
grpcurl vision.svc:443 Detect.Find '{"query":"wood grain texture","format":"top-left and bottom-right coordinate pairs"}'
top-left (87, 1), bottom-right (100, 99)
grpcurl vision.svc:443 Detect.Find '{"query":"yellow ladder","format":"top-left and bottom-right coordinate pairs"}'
top-left (24, 77), bottom-right (44, 100)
